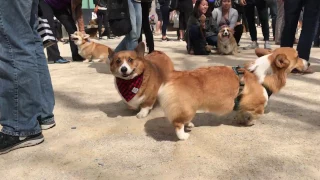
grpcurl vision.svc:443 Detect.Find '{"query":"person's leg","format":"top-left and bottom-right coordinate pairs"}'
top-left (141, 2), bottom-right (154, 53)
top-left (244, 3), bottom-right (259, 48)
top-left (297, 0), bottom-right (320, 60)
top-left (206, 35), bottom-right (218, 47)
top-left (115, 0), bottom-right (142, 52)
top-left (155, 9), bottom-right (162, 34)
top-left (280, 0), bottom-right (302, 47)
top-left (256, 0), bottom-right (271, 49)
top-left (160, 5), bottom-right (170, 40)
top-left (39, 0), bottom-right (64, 62)
top-left (267, 0), bottom-right (277, 39)
top-left (53, 7), bottom-right (84, 61)
top-left (275, 0), bottom-right (284, 44)
top-left (97, 10), bottom-right (103, 38)
top-left (188, 25), bottom-right (208, 55)
top-left (0, 0), bottom-right (47, 154)
top-left (313, 18), bottom-right (320, 47)
top-left (234, 24), bottom-right (243, 45)
top-left (101, 10), bottom-right (111, 38)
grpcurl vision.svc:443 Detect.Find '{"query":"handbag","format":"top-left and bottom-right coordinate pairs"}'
top-left (37, 17), bottom-right (56, 48)
top-left (107, 0), bottom-right (132, 36)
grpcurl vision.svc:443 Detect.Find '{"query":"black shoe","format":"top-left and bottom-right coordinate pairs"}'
top-left (0, 132), bottom-right (44, 155)
top-left (39, 120), bottom-right (56, 130)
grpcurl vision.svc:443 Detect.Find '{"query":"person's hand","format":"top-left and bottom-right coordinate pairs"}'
top-left (200, 14), bottom-right (206, 28)
top-left (240, 0), bottom-right (246, 6)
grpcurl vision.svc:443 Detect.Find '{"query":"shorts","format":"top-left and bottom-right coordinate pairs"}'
top-left (156, 9), bottom-right (162, 21)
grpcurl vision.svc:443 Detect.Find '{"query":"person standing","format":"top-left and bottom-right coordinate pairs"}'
top-left (42, 0), bottom-right (86, 61)
top-left (138, 0), bottom-right (155, 53)
top-left (94, 0), bottom-right (113, 39)
top-left (178, 0), bottom-right (194, 41)
top-left (0, 0), bottom-right (55, 154)
top-left (240, 0), bottom-right (271, 49)
top-left (281, 0), bottom-right (320, 73)
top-left (114, 0), bottom-right (142, 52)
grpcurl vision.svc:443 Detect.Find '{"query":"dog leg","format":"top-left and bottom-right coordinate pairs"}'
top-left (175, 123), bottom-right (190, 140)
top-left (136, 106), bottom-right (152, 119)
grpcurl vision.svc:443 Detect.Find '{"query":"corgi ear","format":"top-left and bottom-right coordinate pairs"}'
top-left (275, 54), bottom-right (290, 69)
top-left (135, 42), bottom-right (145, 58)
top-left (83, 34), bottom-right (90, 39)
top-left (108, 48), bottom-right (115, 62)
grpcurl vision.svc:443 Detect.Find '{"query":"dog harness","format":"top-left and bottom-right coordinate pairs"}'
top-left (116, 73), bottom-right (144, 102)
top-left (232, 66), bottom-right (273, 111)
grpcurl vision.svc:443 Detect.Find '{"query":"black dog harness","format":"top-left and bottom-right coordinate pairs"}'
top-left (232, 66), bottom-right (273, 111)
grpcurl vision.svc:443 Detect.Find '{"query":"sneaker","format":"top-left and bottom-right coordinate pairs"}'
top-left (54, 58), bottom-right (70, 64)
top-left (0, 132), bottom-right (44, 155)
top-left (264, 41), bottom-right (271, 50)
top-left (39, 120), bottom-right (56, 130)
top-left (243, 41), bottom-right (259, 50)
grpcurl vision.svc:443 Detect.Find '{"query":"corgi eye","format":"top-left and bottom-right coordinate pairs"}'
top-left (116, 59), bottom-right (121, 64)
top-left (128, 58), bottom-right (133, 63)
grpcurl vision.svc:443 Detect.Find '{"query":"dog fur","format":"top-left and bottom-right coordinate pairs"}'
top-left (110, 42), bottom-right (174, 118)
top-left (70, 31), bottom-right (113, 63)
top-left (158, 47), bottom-right (309, 140)
top-left (217, 27), bottom-right (238, 55)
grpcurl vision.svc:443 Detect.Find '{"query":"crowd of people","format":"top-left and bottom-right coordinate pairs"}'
top-left (0, 0), bottom-right (319, 154)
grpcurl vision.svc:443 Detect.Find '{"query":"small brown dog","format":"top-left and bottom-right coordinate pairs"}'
top-left (70, 31), bottom-right (113, 63)
top-left (217, 26), bottom-right (238, 55)
top-left (109, 42), bottom-right (174, 118)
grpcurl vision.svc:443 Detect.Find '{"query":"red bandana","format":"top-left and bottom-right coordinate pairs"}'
top-left (116, 73), bottom-right (144, 102)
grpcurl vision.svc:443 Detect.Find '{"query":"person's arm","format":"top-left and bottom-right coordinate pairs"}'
top-left (75, 1), bottom-right (85, 33)
top-left (229, 9), bottom-right (238, 29)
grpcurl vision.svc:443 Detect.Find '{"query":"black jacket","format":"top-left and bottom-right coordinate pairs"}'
top-left (93, 0), bottom-right (108, 8)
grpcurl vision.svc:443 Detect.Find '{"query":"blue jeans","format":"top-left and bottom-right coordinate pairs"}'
top-left (115, 0), bottom-right (142, 52)
top-left (0, 0), bottom-right (55, 136)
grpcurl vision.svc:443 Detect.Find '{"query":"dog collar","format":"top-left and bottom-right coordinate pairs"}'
top-left (116, 73), bottom-right (144, 102)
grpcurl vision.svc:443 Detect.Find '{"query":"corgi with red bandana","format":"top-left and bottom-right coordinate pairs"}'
top-left (109, 42), bottom-right (174, 118)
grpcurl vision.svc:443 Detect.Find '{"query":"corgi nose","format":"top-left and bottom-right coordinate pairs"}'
top-left (307, 62), bottom-right (310, 67)
top-left (121, 66), bottom-right (127, 73)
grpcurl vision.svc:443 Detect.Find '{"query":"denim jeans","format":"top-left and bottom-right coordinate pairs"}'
top-left (0, 0), bottom-right (55, 136)
top-left (115, 0), bottom-right (142, 52)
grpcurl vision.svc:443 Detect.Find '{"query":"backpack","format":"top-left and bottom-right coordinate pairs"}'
top-left (107, 0), bottom-right (132, 36)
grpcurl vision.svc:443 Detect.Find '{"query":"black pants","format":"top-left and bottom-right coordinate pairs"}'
top-left (138, 2), bottom-right (154, 53)
top-left (97, 9), bottom-right (111, 38)
top-left (244, 0), bottom-right (269, 41)
top-left (189, 25), bottom-right (209, 55)
top-left (54, 19), bottom-right (63, 40)
top-left (313, 18), bottom-right (320, 46)
top-left (234, 24), bottom-right (244, 45)
top-left (281, 0), bottom-right (320, 60)
top-left (266, 0), bottom-right (277, 38)
top-left (39, 0), bottom-right (84, 61)
top-left (160, 5), bottom-right (170, 36)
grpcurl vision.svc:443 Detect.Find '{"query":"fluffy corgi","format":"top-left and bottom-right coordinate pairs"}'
top-left (217, 27), bottom-right (238, 55)
top-left (158, 47), bottom-right (309, 140)
top-left (110, 42), bottom-right (174, 118)
top-left (70, 31), bottom-right (113, 63)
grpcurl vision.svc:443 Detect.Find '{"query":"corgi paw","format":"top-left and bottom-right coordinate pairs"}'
top-left (136, 107), bottom-right (150, 119)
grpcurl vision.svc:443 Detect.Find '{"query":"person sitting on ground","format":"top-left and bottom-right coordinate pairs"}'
top-left (185, 0), bottom-right (218, 55)
top-left (212, 0), bottom-right (243, 46)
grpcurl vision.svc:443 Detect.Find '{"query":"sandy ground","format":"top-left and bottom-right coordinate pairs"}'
top-left (1, 31), bottom-right (320, 180)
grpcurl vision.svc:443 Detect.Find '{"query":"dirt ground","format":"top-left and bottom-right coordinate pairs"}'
top-left (1, 32), bottom-right (320, 180)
